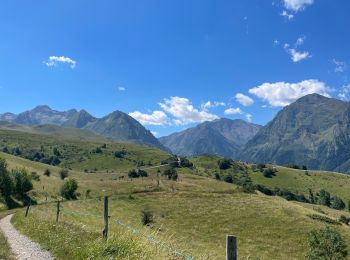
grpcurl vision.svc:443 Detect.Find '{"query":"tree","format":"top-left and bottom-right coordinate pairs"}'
top-left (44, 169), bottom-right (51, 177)
top-left (163, 168), bottom-right (177, 181)
top-left (59, 169), bottom-right (69, 180)
top-left (331, 196), bottom-right (346, 210)
top-left (60, 179), bottom-right (78, 200)
top-left (218, 159), bottom-right (232, 170)
top-left (257, 163), bottom-right (266, 172)
top-left (309, 189), bottom-right (315, 204)
top-left (263, 167), bottom-right (276, 178)
top-left (0, 158), bottom-right (14, 198)
top-left (53, 147), bottom-right (61, 156)
top-left (307, 227), bottom-right (347, 260)
top-left (13, 168), bottom-right (33, 200)
top-left (317, 189), bottom-right (331, 207)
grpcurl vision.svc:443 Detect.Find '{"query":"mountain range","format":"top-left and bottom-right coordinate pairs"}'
top-left (159, 118), bottom-right (262, 158)
top-left (3, 94), bottom-right (350, 173)
top-left (0, 106), bottom-right (166, 150)
top-left (238, 94), bottom-right (350, 173)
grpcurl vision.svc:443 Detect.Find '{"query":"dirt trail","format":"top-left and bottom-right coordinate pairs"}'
top-left (0, 214), bottom-right (54, 260)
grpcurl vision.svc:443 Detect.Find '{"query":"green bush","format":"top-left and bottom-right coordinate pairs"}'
top-left (163, 168), bottom-right (177, 181)
top-left (44, 169), bottom-right (51, 177)
top-left (339, 215), bottom-right (350, 225)
top-left (13, 168), bottom-right (33, 200)
top-left (59, 169), bottom-right (69, 180)
top-left (141, 208), bottom-right (154, 226)
top-left (60, 179), bottom-right (78, 200)
top-left (217, 159), bottom-right (231, 170)
top-left (307, 227), bottom-right (347, 259)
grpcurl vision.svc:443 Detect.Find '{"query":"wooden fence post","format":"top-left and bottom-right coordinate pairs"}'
top-left (226, 235), bottom-right (237, 260)
top-left (25, 199), bottom-right (31, 217)
top-left (56, 201), bottom-right (60, 223)
top-left (102, 196), bottom-right (109, 239)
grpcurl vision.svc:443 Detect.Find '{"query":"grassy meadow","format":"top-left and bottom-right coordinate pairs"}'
top-left (2, 130), bottom-right (350, 259)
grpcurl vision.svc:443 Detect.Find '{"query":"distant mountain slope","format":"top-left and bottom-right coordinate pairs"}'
top-left (159, 118), bottom-right (262, 158)
top-left (62, 109), bottom-right (96, 128)
top-left (239, 94), bottom-right (350, 173)
top-left (84, 111), bottom-right (167, 150)
top-left (0, 106), bottom-right (166, 150)
top-left (13, 105), bottom-right (77, 125)
top-left (0, 121), bottom-right (109, 143)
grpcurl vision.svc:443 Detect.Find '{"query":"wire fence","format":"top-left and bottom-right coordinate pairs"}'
top-left (30, 203), bottom-right (193, 260)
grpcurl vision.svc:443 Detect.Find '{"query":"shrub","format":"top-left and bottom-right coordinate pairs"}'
top-left (306, 227), bottom-right (347, 259)
top-left (128, 169), bottom-right (148, 178)
top-left (60, 179), bottom-right (78, 200)
top-left (13, 168), bottom-right (33, 200)
top-left (163, 168), bottom-right (178, 181)
top-left (257, 163), bottom-right (266, 172)
top-left (44, 169), bottom-right (51, 177)
top-left (339, 215), bottom-right (350, 225)
top-left (0, 158), bottom-right (14, 198)
top-left (218, 159), bottom-right (232, 170)
top-left (114, 150), bottom-right (126, 159)
top-left (223, 175), bottom-right (233, 183)
top-left (141, 208), bottom-right (154, 225)
top-left (59, 169), bottom-right (69, 180)
top-left (179, 157), bottom-right (193, 168)
top-left (262, 167), bottom-right (276, 178)
top-left (255, 185), bottom-right (274, 196)
top-left (331, 196), bottom-right (346, 210)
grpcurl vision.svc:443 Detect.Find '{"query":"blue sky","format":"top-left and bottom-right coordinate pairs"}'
top-left (0, 0), bottom-right (349, 137)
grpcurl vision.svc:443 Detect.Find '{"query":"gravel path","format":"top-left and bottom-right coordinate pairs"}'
top-left (0, 214), bottom-right (54, 260)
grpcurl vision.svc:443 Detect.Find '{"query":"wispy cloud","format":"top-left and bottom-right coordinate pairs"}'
top-left (118, 87), bottom-right (126, 91)
top-left (284, 37), bottom-right (311, 63)
top-left (44, 56), bottom-right (77, 69)
top-left (235, 93), bottom-right (254, 107)
top-left (224, 107), bottom-right (243, 115)
top-left (201, 101), bottom-right (226, 111)
top-left (333, 59), bottom-right (347, 73)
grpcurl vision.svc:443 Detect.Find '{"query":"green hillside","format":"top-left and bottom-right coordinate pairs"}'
top-left (0, 129), bottom-right (170, 173)
top-left (2, 131), bottom-right (350, 259)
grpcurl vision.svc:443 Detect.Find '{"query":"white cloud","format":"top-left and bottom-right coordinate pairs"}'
top-left (283, 0), bottom-right (314, 12)
top-left (249, 79), bottom-right (331, 107)
top-left (245, 113), bottom-right (253, 122)
top-left (333, 59), bottom-right (347, 73)
top-left (224, 108), bottom-right (243, 115)
top-left (159, 96), bottom-right (218, 125)
top-left (280, 10), bottom-right (294, 20)
top-left (283, 38), bottom-right (311, 62)
top-left (235, 93), bottom-right (254, 106)
top-left (201, 101), bottom-right (226, 111)
top-left (118, 87), bottom-right (126, 91)
top-left (128, 110), bottom-right (169, 126)
top-left (288, 49), bottom-right (311, 62)
top-left (273, 39), bottom-right (280, 46)
top-left (151, 131), bottom-right (158, 137)
top-left (338, 84), bottom-right (350, 100)
top-left (44, 56), bottom-right (77, 69)
top-left (295, 36), bottom-right (306, 46)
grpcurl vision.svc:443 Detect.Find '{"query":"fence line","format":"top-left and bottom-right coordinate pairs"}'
top-left (31, 204), bottom-right (193, 260)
